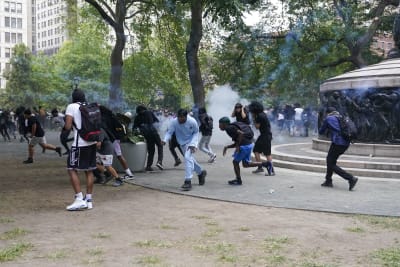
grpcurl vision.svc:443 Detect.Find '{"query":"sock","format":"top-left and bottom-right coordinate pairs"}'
top-left (85, 194), bottom-right (92, 201)
top-left (125, 168), bottom-right (133, 176)
top-left (75, 192), bottom-right (83, 200)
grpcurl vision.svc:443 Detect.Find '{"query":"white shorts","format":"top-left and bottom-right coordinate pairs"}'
top-left (113, 140), bottom-right (122, 156)
top-left (29, 136), bottom-right (46, 146)
top-left (96, 153), bottom-right (113, 166)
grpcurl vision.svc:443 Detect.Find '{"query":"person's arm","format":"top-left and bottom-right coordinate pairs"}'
top-left (64, 115), bottom-right (73, 131)
top-left (31, 120), bottom-right (37, 136)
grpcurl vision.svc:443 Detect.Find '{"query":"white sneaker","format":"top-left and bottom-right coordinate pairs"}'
top-left (86, 199), bottom-right (93, 210)
top-left (66, 198), bottom-right (88, 211)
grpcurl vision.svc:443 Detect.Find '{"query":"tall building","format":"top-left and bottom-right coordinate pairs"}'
top-left (35, 0), bottom-right (69, 55)
top-left (0, 0), bottom-right (33, 90)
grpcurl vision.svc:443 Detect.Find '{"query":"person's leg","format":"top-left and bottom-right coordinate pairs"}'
top-left (113, 140), bottom-right (133, 177)
top-left (322, 143), bottom-right (338, 186)
top-left (181, 144), bottom-right (194, 190)
top-left (145, 136), bottom-right (156, 169)
top-left (154, 132), bottom-right (164, 169)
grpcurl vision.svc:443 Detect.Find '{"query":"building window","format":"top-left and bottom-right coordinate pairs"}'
top-left (5, 17), bottom-right (10, 27)
top-left (11, 17), bottom-right (16, 28)
top-left (17, 18), bottom-right (22, 29)
top-left (11, 33), bottom-right (16, 43)
top-left (5, 48), bottom-right (11, 58)
top-left (5, 1), bottom-right (10, 12)
top-left (5, 32), bottom-right (10, 43)
top-left (387, 43), bottom-right (392, 50)
top-left (16, 3), bottom-right (22, 13)
top-left (10, 2), bottom-right (16, 13)
top-left (17, 33), bottom-right (22, 43)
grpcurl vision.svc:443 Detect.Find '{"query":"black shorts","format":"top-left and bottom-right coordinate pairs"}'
top-left (253, 136), bottom-right (272, 156)
top-left (67, 144), bottom-right (97, 171)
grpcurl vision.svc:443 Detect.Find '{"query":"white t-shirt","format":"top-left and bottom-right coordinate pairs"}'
top-left (294, 108), bottom-right (304, 121)
top-left (65, 103), bottom-right (97, 147)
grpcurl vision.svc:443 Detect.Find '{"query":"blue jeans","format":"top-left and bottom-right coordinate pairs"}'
top-left (181, 143), bottom-right (202, 180)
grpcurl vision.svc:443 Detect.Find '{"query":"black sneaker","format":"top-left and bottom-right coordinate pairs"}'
top-left (55, 147), bottom-right (62, 157)
top-left (145, 166), bottom-right (154, 172)
top-left (198, 170), bottom-right (207, 185)
top-left (23, 158), bottom-right (33, 164)
top-left (174, 159), bottom-right (182, 167)
top-left (228, 179), bottom-right (242, 185)
top-left (349, 177), bottom-right (358, 191)
top-left (181, 180), bottom-right (192, 191)
top-left (93, 169), bottom-right (105, 184)
top-left (321, 180), bottom-right (333, 187)
top-left (156, 162), bottom-right (164, 170)
top-left (252, 167), bottom-right (264, 174)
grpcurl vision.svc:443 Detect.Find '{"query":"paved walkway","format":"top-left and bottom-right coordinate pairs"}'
top-left (6, 130), bottom-right (399, 217)
top-left (128, 140), bottom-right (400, 217)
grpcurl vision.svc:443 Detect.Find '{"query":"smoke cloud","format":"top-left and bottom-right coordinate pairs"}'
top-left (206, 85), bottom-right (249, 145)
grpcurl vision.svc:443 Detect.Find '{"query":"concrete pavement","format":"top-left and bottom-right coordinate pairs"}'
top-left (128, 142), bottom-right (400, 217)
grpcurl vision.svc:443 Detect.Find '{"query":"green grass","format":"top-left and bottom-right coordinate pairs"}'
top-left (86, 247), bottom-right (104, 256)
top-left (345, 226), bottom-right (365, 233)
top-left (262, 236), bottom-right (292, 252)
top-left (356, 215), bottom-right (400, 230)
top-left (0, 218), bottom-right (15, 224)
top-left (92, 232), bottom-right (111, 239)
top-left (237, 226), bottom-right (250, 231)
top-left (159, 224), bottom-right (178, 230)
top-left (134, 240), bottom-right (173, 248)
top-left (0, 242), bottom-right (33, 262)
top-left (137, 255), bottom-right (162, 265)
top-left (0, 228), bottom-right (29, 240)
top-left (372, 247), bottom-right (400, 266)
top-left (46, 249), bottom-right (68, 260)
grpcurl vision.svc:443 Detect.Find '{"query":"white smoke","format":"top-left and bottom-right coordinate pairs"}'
top-left (206, 85), bottom-right (249, 145)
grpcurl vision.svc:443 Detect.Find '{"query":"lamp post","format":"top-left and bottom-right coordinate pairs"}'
top-left (73, 76), bottom-right (80, 90)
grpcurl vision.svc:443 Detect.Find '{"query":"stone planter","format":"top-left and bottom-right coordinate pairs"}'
top-left (112, 142), bottom-right (147, 172)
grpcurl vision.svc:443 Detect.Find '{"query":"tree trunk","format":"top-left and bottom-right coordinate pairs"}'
top-left (186, 0), bottom-right (205, 108)
top-left (109, 25), bottom-right (125, 111)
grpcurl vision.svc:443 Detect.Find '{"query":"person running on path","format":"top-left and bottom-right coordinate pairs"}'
top-left (162, 109), bottom-right (207, 191)
top-left (219, 117), bottom-right (268, 185)
top-left (22, 109), bottom-right (61, 164)
top-left (198, 107), bottom-right (216, 163)
top-left (319, 107), bottom-right (358, 191)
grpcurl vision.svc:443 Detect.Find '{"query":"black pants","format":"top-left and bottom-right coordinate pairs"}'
top-left (169, 134), bottom-right (183, 161)
top-left (143, 129), bottom-right (163, 167)
top-left (325, 143), bottom-right (353, 181)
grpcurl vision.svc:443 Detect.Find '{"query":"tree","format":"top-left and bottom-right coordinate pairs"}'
top-left (2, 44), bottom-right (36, 108)
top-left (83, 0), bottom-right (160, 111)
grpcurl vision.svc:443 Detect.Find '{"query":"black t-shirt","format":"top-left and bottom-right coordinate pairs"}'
top-left (27, 116), bottom-right (45, 137)
top-left (225, 124), bottom-right (253, 146)
top-left (255, 112), bottom-right (272, 139)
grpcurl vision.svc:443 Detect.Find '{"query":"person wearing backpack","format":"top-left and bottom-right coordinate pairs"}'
top-left (99, 106), bottom-right (134, 179)
top-left (63, 89), bottom-right (97, 211)
top-left (319, 107), bottom-right (358, 191)
top-left (198, 107), bottom-right (217, 163)
top-left (219, 117), bottom-right (270, 185)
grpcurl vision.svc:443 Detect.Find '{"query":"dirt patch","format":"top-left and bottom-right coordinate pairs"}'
top-left (0, 143), bottom-right (399, 266)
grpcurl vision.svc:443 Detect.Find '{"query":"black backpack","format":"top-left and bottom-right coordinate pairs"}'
top-left (78, 103), bottom-right (102, 142)
top-left (336, 115), bottom-right (357, 143)
top-left (231, 121), bottom-right (254, 140)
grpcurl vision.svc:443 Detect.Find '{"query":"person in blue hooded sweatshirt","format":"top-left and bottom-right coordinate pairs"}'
top-left (319, 107), bottom-right (358, 191)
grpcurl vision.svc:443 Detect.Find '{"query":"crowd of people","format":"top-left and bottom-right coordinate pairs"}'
top-left (1, 89), bottom-right (357, 211)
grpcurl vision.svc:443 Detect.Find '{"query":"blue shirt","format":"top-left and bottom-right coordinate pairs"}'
top-left (163, 116), bottom-right (199, 147)
top-left (319, 114), bottom-right (350, 146)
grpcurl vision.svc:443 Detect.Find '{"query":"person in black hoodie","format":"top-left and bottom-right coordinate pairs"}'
top-left (198, 107), bottom-right (216, 163)
top-left (133, 105), bottom-right (164, 171)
